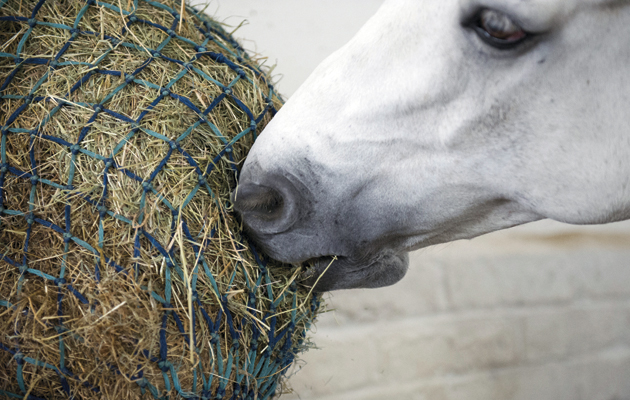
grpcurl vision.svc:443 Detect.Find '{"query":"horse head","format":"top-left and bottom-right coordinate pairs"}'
top-left (234, 0), bottom-right (630, 291)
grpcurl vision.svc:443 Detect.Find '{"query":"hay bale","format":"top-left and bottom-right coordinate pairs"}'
top-left (0, 1), bottom-right (321, 398)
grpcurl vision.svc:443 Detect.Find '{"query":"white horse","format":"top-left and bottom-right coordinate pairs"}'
top-left (234, 0), bottom-right (630, 291)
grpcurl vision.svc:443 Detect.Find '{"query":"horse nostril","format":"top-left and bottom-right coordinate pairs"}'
top-left (233, 177), bottom-right (302, 234)
top-left (234, 184), bottom-right (284, 220)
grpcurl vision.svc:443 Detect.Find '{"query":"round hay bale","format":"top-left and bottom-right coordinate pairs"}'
top-left (0, 1), bottom-right (321, 398)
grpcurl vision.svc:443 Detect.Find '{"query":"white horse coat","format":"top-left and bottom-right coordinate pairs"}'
top-left (234, 0), bottom-right (630, 291)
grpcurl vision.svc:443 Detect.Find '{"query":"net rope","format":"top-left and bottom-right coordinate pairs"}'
top-left (0, 0), bottom-right (319, 398)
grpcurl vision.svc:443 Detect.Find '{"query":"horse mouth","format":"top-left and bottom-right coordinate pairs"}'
top-left (299, 255), bottom-right (340, 285)
top-left (298, 251), bottom-right (409, 292)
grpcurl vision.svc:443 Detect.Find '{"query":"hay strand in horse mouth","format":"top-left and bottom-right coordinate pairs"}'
top-left (0, 0), bottom-right (322, 398)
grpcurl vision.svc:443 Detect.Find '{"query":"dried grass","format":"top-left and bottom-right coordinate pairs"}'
top-left (0, 1), bottom-right (321, 398)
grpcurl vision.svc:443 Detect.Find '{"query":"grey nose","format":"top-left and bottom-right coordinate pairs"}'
top-left (233, 175), bottom-right (301, 234)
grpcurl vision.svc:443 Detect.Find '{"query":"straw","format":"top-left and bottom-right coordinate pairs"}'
top-left (0, 0), bottom-right (322, 398)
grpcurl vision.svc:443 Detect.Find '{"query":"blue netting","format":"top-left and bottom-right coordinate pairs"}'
top-left (0, 0), bottom-right (320, 398)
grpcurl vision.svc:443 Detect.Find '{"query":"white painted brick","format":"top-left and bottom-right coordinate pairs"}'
top-left (444, 252), bottom-right (576, 309)
top-left (524, 303), bottom-right (630, 362)
top-left (286, 303), bottom-right (630, 399)
top-left (443, 249), bottom-right (630, 309)
top-left (572, 347), bottom-right (630, 400)
top-left (375, 316), bottom-right (525, 381)
top-left (285, 314), bottom-right (525, 397)
top-left (284, 362), bottom-right (580, 400)
top-left (285, 351), bottom-right (630, 400)
top-left (283, 325), bottom-right (381, 396)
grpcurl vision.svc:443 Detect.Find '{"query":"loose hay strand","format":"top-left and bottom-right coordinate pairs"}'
top-left (0, 0), bottom-right (323, 399)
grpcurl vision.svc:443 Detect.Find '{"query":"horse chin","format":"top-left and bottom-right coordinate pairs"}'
top-left (299, 250), bottom-right (409, 292)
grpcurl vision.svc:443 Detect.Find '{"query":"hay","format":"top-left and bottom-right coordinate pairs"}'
top-left (0, 0), bottom-right (321, 398)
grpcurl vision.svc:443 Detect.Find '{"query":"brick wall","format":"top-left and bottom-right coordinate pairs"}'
top-left (283, 221), bottom-right (630, 400)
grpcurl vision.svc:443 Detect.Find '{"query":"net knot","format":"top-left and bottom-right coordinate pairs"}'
top-left (169, 140), bottom-right (178, 150)
top-left (128, 15), bottom-right (138, 23)
top-left (26, 213), bottom-right (34, 225)
top-left (224, 146), bottom-right (232, 153)
top-left (23, 96), bottom-right (32, 104)
top-left (167, 29), bottom-right (176, 38)
top-left (125, 74), bottom-right (135, 84)
top-left (0, 205), bottom-right (5, 213)
top-left (183, 62), bottom-right (193, 70)
top-left (55, 277), bottom-right (66, 285)
top-left (196, 46), bottom-right (207, 53)
top-left (18, 264), bottom-right (28, 274)
top-left (27, 18), bottom-right (37, 27)
top-left (70, 144), bottom-right (80, 155)
top-left (222, 87), bottom-right (232, 95)
top-left (49, 59), bottom-right (59, 68)
top-left (30, 129), bottom-right (38, 137)
top-left (152, 51), bottom-right (161, 58)
top-left (63, 232), bottom-right (72, 242)
top-left (13, 353), bottom-right (25, 365)
top-left (30, 175), bottom-right (38, 185)
top-left (97, 205), bottom-right (108, 217)
top-left (197, 176), bottom-right (206, 186)
top-left (160, 88), bottom-right (170, 96)
top-left (142, 181), bottom-right (152, 192)
top-left (201, 391), bottom-right (212, 400)
top-left (93, 104), bottom-right (103, 112)
top-left (236, 69), bottom-right (246, 78)
top-left (104, 159), bottom-right (114, 170)
top-left (70, 29), bottom-right (79, 39)
top-left (158, 360), bottom-right (172, 372)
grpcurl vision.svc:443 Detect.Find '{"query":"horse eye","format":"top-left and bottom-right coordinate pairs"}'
top-left (473, 9), bottom-right (528, 49)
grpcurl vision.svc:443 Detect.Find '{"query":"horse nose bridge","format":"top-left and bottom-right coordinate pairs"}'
top-left (233, 170), bottom-right (306, 235)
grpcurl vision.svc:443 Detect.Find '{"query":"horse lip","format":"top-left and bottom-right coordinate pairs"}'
top-left (298, 251), bottom-right (407, 291)
top-left (299, 255), bottom-right (340, 282)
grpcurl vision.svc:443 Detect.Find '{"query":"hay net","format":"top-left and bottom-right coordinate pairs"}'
top-left (0, 0), bottom-right (320, 399)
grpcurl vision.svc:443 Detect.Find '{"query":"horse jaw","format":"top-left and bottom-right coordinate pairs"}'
top-left (237, 0), bottom-right (630, 290)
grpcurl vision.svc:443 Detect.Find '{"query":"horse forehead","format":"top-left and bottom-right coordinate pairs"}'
top-left (388, 0), bottom-right (627, 27)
